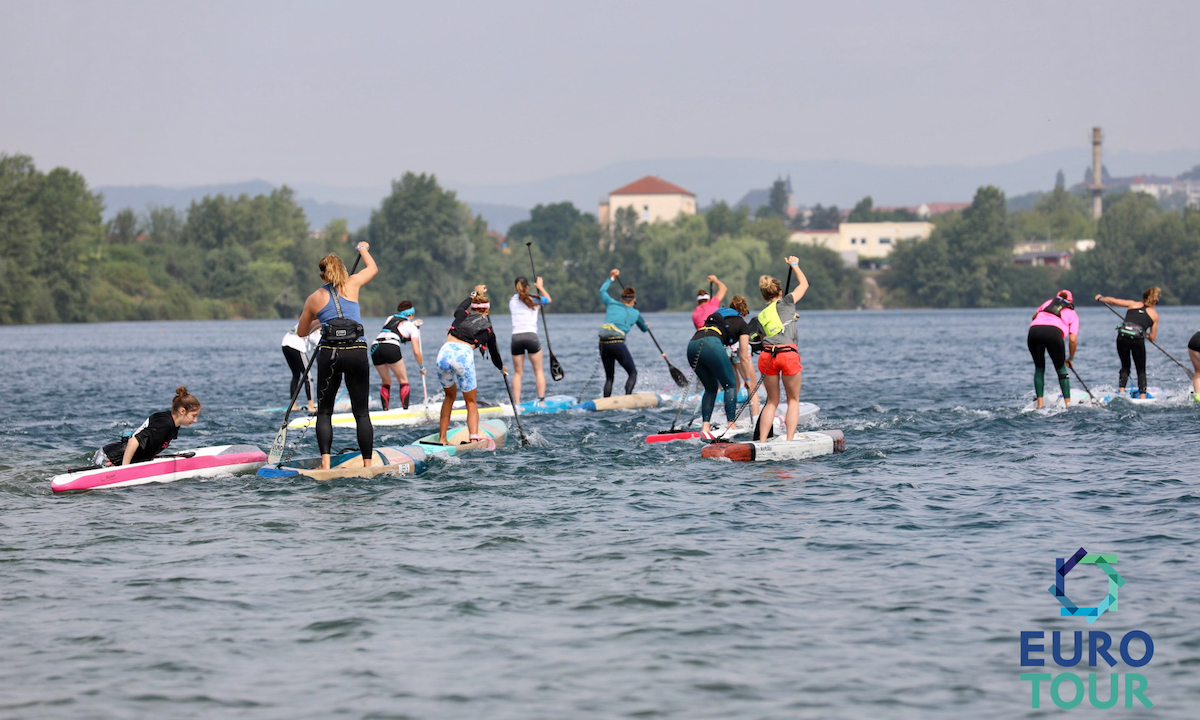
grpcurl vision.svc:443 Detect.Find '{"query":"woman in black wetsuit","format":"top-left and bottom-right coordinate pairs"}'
top-left (297, 243), bottom-right (378, 469)
top-left (94, 386), bottom-right (202, 466)
top-left (1095, 287), bottom-right (1160, 399)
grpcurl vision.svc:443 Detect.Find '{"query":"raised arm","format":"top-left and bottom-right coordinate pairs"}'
top-left (535, 276), bottom-right (551, 304)
top-left (786, 256), bottom-right (810, 303)
top-left (347, 242), bottom-right (377, 288)
top-left (708, 275), bottom-right (727, 303)
top-left (1095, 294), bottom-right (1137, 308)
top-left (599, 274), bottom-right (620, 307)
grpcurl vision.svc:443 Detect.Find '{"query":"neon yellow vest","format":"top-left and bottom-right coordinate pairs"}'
top-left (757, 300), bottom-right (785, 338)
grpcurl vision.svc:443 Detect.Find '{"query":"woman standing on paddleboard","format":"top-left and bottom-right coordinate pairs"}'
top-left (1189, 329), bottom-right (1200, 401)
top-left (598, 269), bottom-right (649, 397)
top-left (436, 286), bottom-right (507, 445)
top-left (686, 292), bottom-right (755, 434)
top-left (756, 257), bottom-right (809, 442)
top-left (1027, 290), bottom-right (1080, 409)
top-left (1096, 287), bottom-right (1159, 399)
top-left (297, 244), bottom-right (377, 470)
top-left (371, 300), bottom-right (424, 410)
top-left (93, 387), bottom-right (201, 466)
top-left (281, 325), bottom-right (321, 412)
top-left (509, 276), bottom-right (550, 405)
top-left (729, 295), bottom-right (760, 419)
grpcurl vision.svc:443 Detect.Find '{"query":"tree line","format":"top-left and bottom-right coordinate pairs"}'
top-left (0, 154), bottom-right (862, 325)
top-left (5, 151), bottom-right (1196, 325)
top-left (882, 183), bottom-right (1200, 307)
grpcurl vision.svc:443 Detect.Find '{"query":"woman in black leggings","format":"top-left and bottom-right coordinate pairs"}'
top-left (1096, 287), bottom-right (1160, 398)
top-left (296, 243), bottom-right (378, 469)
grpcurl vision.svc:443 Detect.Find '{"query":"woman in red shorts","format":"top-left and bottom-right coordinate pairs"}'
top-left (755, 256), bottom-right (809, 442)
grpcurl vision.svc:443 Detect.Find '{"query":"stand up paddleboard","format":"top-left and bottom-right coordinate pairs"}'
top-left (1021, 390), bottom-right (1095, 412)
top-left (411, 418), bottom-right (509, 457)
top-left (516, 394), bottom-right (577, 415)
top-left (578, 393), bottom-right (660, 411)
top-left (1101, 387), bottom-right (1162, 404)
top-left (645, 402), bottom-right (821, 444)
top-left (257, 446), bottom-right (427, 480)
top-left (51, 445), bottom-right (267, 493)
top-left (288, 401), bottom-right (513, 429)
top-left (657, 387), bottom-right (751, 405)
top-left (701, 430), bottom-right (845, 462)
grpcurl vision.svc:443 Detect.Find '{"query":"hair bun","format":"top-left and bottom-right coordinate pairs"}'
top-left (175, 385), bottom-right (189, 397)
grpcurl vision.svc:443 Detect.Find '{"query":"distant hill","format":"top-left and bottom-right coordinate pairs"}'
top-left (95, 181), bottom-right (531, 234)
top-left (96, 147), bottom-right (1200, 235)
top-left (446, 149), bottom-right (1200, 210)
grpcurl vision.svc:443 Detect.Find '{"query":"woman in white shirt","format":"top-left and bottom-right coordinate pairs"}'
top-left (370, 300), bottom-right (425, 409)
top-left (281, 325), bottom-right (322, 412)
top-left (508, 276), bottom-right (551, 405)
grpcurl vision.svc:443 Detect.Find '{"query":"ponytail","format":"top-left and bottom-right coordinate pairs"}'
top-left (515, 277), bottom-right (536, 309)
top-left (172, 386), bottom-right (201, 413)
top-left (1143, 287), bottom-right (1161, 307)
top-left (319, 254), bottom-right (349, 293)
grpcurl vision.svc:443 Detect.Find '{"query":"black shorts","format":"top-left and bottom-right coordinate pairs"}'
top-left (372, 342), bottom-right (402, 365)
top-left (511, 332), bottom-right (541, 356)
top-left (1189, 332), bottom-right (1200, 353)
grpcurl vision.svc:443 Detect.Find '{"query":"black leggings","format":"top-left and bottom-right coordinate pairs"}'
top-left (1027, 324), bottom-right (1069, 398)
top-left (1116, 336), bottom-right (1147, 392)
top-left (315, 345), bottom-right (373, 457)
top-left (600, 340), bottom-right (637, 397)
top-left (282, 346), bottom-right (312, 403)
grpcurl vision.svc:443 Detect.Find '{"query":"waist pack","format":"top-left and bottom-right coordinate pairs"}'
top-left (599, 323), bottom-right (626, 342)
top-left (321, 290), bottom-right (364, 347)
top-left (1117, 321), bottom-right (1146, 341)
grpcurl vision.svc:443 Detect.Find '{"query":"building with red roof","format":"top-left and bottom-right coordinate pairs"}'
top-left (599, 175), bottom-right (697, 225)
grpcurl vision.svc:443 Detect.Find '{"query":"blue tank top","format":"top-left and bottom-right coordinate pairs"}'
top-left (316, 284), bottom-right (361, 323)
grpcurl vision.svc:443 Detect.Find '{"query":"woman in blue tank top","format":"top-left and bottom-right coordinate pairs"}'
top-left (297, 243), bottom-right (377, 470)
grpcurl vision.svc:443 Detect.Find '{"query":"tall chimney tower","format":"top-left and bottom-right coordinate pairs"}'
top-left (1090, 127), bottom-right (1104, 219)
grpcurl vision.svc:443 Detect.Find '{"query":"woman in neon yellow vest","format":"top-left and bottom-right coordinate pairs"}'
top-left (756, 256), bottom-right (809, 442)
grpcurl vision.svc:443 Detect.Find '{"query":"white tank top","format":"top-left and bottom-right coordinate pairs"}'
top-left (509, 294), bottom-right (544, 336)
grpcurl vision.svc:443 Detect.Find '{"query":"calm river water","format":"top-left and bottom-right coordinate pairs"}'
top-left (2, 307), bottom-right (1199, 719)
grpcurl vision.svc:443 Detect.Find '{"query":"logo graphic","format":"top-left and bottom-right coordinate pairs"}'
top-left (1048, 547), bottom-right (1125, 624)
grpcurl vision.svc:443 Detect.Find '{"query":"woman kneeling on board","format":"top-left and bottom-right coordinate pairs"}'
top-left (1096, 287), bottom-right (1159, 399)
top-left (94, 387), bottom-right (202, 466)
top-left (756, 257), bottom-right (809, 442)
top-left (436, 286), bottom-right (507, 445)
top-left (297, 243), bottom-right (378, 469)
top-left (509, 276), bottom-right (550, 405)
top-left (598, 269), bottom-right (649, 397)
top-left (687, 292), bottom-right (755, 433)
top-left (371, 300), bottom-right (424, 409)
top-left (1027, 290), bottom-right (1079, 409)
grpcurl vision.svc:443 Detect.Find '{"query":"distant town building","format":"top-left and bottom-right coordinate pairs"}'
top-left (735, 176), bottom-right (797, 218)
top-left (599, 176), bottom-right (697, 225)
top-left (789, 221), bottom-right (935, 260)
top-left (1013, 240), bottom-right (1094, 255)
top-left (1015, 250), bottom-right (1072, 269)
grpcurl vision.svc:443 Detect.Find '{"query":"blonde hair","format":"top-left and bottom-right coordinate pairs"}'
top-left (172, 386), bottom-right (201, 413)
top-left (759, 275), bottom-right (782, 301)
top-left (730, 295), bottom-right (749, 316)
top-left (1143, 287), bottom-right (1161, 307)
top-left (319, 254), bottom-right (349, 292)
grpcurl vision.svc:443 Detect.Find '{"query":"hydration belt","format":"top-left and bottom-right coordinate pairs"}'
top-left (763, 344), bottom-right (798, 357)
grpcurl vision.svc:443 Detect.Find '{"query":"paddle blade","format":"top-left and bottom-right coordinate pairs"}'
top-left (669, 364), bottom-right (687, 387)
top-left (549, 353), bottom-right (565, 381)
top-left (267, 425), bottom-right (288, 465)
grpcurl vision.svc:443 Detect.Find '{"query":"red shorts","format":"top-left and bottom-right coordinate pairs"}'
top-left (758, 347), bottom-right (802, 376)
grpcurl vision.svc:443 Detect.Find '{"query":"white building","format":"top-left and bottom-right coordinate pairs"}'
top-left (790, 221), bottom-right (936, 259)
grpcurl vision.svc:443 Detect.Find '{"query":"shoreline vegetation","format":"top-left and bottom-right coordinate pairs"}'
top-left (3, 153), bottom-right (1198, 325)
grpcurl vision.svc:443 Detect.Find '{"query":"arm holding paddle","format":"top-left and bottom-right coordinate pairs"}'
top-left (533, 276), bottom-right (551, 304)
top-left (1066, 332), bottom-right (1077, 368)
top-left (707, 275), bottom-right (727, 303)
top-left (345, 242), bottom-right (377, 292)
top-left (786, 257), bottom-right (809, 303)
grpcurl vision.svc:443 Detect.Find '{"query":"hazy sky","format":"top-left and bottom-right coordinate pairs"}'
top-left (2, 0), bottom-right (1196, 189)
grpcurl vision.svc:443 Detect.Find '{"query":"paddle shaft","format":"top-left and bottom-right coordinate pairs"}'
top-left (1099, 299), bottom-right (1195, 379)
top-left (525, 243), bottom-right (560, 358)
top-left (501, 371), bottom-right (529, 445)
top-left (1068, 365), bottom-right (1095, 400)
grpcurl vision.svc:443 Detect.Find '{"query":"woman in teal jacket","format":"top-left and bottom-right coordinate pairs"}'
top-left (598, 269), bottom-right (649, 396)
